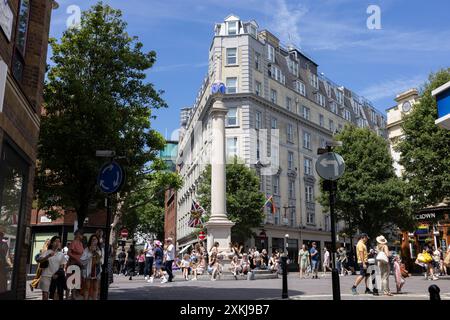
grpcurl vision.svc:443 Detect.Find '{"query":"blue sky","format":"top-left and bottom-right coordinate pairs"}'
top-left (48, 0), bottom-right (450, 140)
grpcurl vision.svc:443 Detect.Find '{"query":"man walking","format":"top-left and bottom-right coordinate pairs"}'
top-left (162, 238), bottom-right (175, 283)
top-left (144, 239), bottom-right (154, 282)
top-left (351, 233), bottom-right (373, 295)
top-left (310, 242), bottom-right (319, 279)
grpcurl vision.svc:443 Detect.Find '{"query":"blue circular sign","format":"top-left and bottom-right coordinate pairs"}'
top-left (211, 82), bottom-right (226, 94)
top-left (97, 161), bottom-right (124, 193)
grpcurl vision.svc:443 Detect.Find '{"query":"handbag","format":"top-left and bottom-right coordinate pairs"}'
top-left (418, 252), bottom-right (432, 264)
top-left (400, 263), bottom-right (409, 278)
top-left (376, 251), bottom-right (388, 263)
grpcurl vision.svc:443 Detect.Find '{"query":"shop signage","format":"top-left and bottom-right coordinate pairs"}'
top-left (414, 212), bottom-right (436, 220)
top-left (0, 0), bottom-right (13, 41)
top-left (432, 80), bottom-right (450, 130)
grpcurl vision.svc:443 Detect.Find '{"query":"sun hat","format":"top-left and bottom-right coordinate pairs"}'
top-left (154, 240), bottom-right (162, 246)
top-left (376, 235), bottom-right (387, 244)
top-left (166, 237), bottom-right (173, 242)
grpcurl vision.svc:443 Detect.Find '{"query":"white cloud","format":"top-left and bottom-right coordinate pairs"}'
top-left (359, 75), bottom-right (425, 102)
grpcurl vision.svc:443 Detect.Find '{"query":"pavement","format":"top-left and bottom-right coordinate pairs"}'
top-left (26, 271), bottom-right (450, 300)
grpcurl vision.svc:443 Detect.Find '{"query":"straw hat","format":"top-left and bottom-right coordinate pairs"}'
top-left (376, 235), bottom-right (387, 244)
top-left (166, 237), bottom-right (173, 242)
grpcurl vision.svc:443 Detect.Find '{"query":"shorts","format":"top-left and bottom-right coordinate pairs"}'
top-left (39, 276), bottom-right (52, 292)
top-left (311, 260), bottom-right (319, 271)
top-left (358, 264), bottom-right (368, 277)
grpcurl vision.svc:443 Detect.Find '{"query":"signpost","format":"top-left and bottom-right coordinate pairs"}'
top-left (316, 147), bottom-right (345, 301)
top-left (97, 158), bottom-right (124, 300)
top-left (432, 80), bottom-right (450, 130)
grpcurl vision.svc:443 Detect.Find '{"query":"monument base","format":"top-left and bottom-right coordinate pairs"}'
top-left (205, 219), bottom-right (235, 256)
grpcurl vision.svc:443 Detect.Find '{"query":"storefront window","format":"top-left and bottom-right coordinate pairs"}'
top-left (0, 143), bottom-right (28, 294)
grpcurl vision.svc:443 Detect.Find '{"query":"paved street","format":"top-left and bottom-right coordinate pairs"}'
top-left (26, 272), bottom-right (450, 300)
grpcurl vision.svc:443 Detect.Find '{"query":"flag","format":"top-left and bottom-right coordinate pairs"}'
top-left (262, 195), bottom-right (276, 214)
top-left (188, 200), bottom-right (207, 228)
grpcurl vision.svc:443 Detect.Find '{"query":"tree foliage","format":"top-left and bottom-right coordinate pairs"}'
top-left (121, 159), bottom-right (182, 240)
top-left (396, 69), bottom-right (450, 211)
top-left (36, 2), bottom-right (167, 227)
top-left (320, 126), bottom-right (413, 240)
top-left (197, 158), bottom-right (266, 242)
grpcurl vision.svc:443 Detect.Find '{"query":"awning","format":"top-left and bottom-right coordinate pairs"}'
top-left (178, 244), bottom-right (191, 255)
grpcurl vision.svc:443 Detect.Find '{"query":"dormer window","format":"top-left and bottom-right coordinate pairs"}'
top-left (227, 21), bottom-right (238, 35)
top-left (267, 44), bottom-right (275, 63)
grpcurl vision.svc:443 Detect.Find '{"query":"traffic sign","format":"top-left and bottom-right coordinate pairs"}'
top-left (97, 161), bottom-right (124, 193)
top-left (316, 152), bottom-right (345, 181)
top-left (198, 231), bottom-right (206, 241)
top-left (120, 229), bottom-right (128, 238)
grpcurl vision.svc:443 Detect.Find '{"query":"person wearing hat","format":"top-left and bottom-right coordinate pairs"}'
top-left (351, 233), bottom-right (372, 295)
top-left (149, 240), bottom-right (163, 282)
top-left (376, 235), bottom-right (393, 296)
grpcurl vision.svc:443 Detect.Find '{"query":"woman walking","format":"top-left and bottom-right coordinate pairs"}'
top-left (393, 255), bottom-right (406, 294)
top-left (138, 250), bottom-right (145, 276)
top-left (376, 235), bottom-right (393, 296)
top-left (298, 244), bottom-right (310, 279)
top-left (37, 236), bottom-right (67, 300)
top-left (80, 235), bottom-right (102, 300)
top-left (151, 240), bottom-right (164, 282)
top-left (30, 238), bottom-right (50, 292)
top-left (126, 242), bottom-right (136, 280)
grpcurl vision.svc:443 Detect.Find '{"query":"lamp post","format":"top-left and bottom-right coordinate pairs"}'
top-left (281, 233), bottom-right (289, 299)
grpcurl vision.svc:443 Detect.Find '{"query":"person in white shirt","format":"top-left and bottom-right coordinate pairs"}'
top-left (144, 239), bottom-right (154, 281)
top-left (162, 238), bottom-right (175, 283)
top-left (322, 247), bottom-right (331, 276)
top-left (37, 236), bottom-right (67, 300)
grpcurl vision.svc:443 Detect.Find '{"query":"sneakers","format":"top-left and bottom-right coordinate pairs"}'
top-left (191, 278), bottom-right (197, 281)
top-left (145, 276), bottom-right (148, 280)
top-left (432, 276), bottom-right (439, 281)
top-left (161, 278), bottom-right (168, 284)
top-left (351, 287), bottom-right (358, 295)
top-left (147, 277), bottom-right (154, 283)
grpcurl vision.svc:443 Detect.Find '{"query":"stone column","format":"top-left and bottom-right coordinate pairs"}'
top-left (205, 95), bottom-right (234, 255)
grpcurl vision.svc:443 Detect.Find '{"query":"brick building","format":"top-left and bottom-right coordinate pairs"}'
top-left (164, 189), bottom-right (177, 243)
top-left (0, 0), bottom-right (56, 299)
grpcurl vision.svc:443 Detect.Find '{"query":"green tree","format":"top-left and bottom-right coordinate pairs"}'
top-left (396, 69), bottom-right (450, 211)
top-left (121, 159), bottom-right (182, 240)
top-left (36, 2), bottom-right (167, 228)
top-left (197, 158), bottom-right (266, 242)
top-left (320, 126), bottom-right (413, 240)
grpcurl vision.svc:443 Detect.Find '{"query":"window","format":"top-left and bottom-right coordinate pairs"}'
top-left (227, 21), bottom-right (238, 35)
top-left (249, 25), bottom-right (257, 37)
top-left (226, 108), bottom-right (238, 126)
top-left (226, 48), bottom-right (237, 65)
top-left (317, 93), bottom-right (325, 107)
top-left (302, 106), bottom-right (310, 120)
top-left (295, 80), bottom-right (306, 96)
top-left (287, 59), bottom-right (299, 76)
top-left (286, 97), bottom-right (292, 111)
top-left (256, 139), bottom-right (260, 160)
top-left (305, 185), bottom-right (314, 202)
top-left (324, 215), bottom-right (331, 232)
top-left (304, 158), bottom-right (312, 175)
top-left (307, 211), bottom-right (315, 224)
top-left (255, 81), bottom-right (261, 96)
top-left (267, 44), bottom-right (275, 62)
top-left (226, 77), bottom-right (237, 93)
top-left (288, 151), bottom-right (294, 170)
top-left (226, 137), bottom-right (238, 157)
top-left (329, 119), bottom-right (335, 132)
top-left (270, 65), bottom-right (285, 84)
top-left (371, 110), bottom-right (376, 123)
top-left (270, 89), bottom-right (277, 104)
top-left (310, 73), bottom-right (319, 89)
top-left (336, 90), bottom-right (344, 105)
top-left (290, 209), bottom-right (296, 227)
top-left (319, 114), bottom-right (324, 127)
top-left (287, 124), bottom-right (293, 142)
top-left (344, 109), bottom-right (351, 121)
top-left (15, 0), bottom-right (31, 55)
top-left (255, 52), bottom-right (261, 70)
top-left (255, 111), bottom-right (262, 129)
top-left (303, 132), bottom-right (311, 149)
top-left (273, 176), bottom-right (279, 195)
top-left (289, 180), bottom-right (295, 199)
top-left (330, 102), bottom-right (337, 114)
top-left (0, 143), bottom-right (29, 293)
top-left (271, 117), bottom-right (277, 129)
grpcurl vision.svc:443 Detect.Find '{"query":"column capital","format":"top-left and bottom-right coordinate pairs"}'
top-left (209, 94), bottom-right (228, 117)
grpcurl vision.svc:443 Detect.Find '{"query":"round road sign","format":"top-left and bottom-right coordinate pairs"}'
top-left (316, 152), bottom-right (345, 181)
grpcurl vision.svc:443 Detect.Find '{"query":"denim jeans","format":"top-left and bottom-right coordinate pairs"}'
top-left (144, 257), bottom-right (154, 277)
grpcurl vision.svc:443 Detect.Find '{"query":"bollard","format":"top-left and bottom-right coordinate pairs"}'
top-left (281, 255), bottom-right (288, 299)
top-left (429, 285), bottom-right (441, 300)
